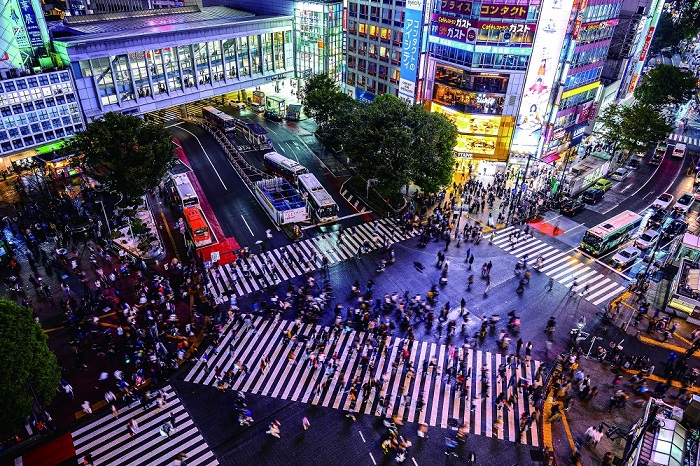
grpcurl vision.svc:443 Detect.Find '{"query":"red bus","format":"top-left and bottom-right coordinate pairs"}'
top-left (183, 206), bottom-right (213, 247)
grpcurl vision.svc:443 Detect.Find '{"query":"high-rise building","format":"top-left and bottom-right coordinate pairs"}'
top-left (541, 0), bottom-right (624, 169)
top-left (0, 0), bottom-right (52, 73)
top-left (294, 1), bottom-right (344, 83)
top-left (423, 0), bottom-right (560, 174)
top-left (601, 0), bottom-right (663, 100)
top-left (344, 0), bottom-right (430, 103)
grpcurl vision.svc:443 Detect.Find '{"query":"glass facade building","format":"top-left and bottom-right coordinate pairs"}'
top-left (0, 69), bottom-right (82, 159)
top-left (295, 1), bottom-right (344, 83)
top-left (53, 7), bottom-right (294, 119)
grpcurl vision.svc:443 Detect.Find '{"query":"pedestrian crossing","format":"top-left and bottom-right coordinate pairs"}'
top-left (185, 316), bottom-right (542, 446)
top-left (72, 385), bottom-right (219, 466)
top-left (205, 218), bottom-right (414, 302)
top-left (669, 132), bottom-right (700, 147)
top-left (492, 226), bottom-right (626, 306)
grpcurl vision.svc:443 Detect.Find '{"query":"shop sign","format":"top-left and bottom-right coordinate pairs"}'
top-left (399, 0), bottom-right (424, 103)
top-left (439, 0), bottom-right (472, 15)
top-left (572, 13), bottom-right (583, 39)
top-left (576, 100), bottom-right (596, 123)
top-left (480, 2), bottom-right (528, 19)
top-left (431, 15), bottom-right (532, 43)
top-left (580, 18), bottom-right (619, 31)
top-left (355, 88), bottom-right (376, 104)
top-left (19, 0), bottom-right (43, 48)
top-left (639, 26), bottom-right (655, 62)
top-left (476, 94), bottom-right (497, 105)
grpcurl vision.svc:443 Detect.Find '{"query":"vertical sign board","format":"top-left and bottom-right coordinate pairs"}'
top-left (19, 0), bottom-right (43, 47)
top-left (510, 0), bottom-right (575, 155)
top-left (399, 0), bottom-right (424, 104)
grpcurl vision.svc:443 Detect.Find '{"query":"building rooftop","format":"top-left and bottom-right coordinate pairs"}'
top-left (55, 6), bottom-right (273, 43)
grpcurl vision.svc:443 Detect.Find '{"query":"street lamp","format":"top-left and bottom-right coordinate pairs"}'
top-left (95, 200), bottom-right (111, 236)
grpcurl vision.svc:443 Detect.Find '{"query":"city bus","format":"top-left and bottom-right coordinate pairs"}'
top-left (297, 173), bottom-right (339, 223)
top-left (202, 106), bottom-right (235, 132)
top-left (233, 118), bottom-right (273, 150)
top-left (263, 152), bottom-right (308, 183)
top-left (171, 173), bottom-right (199, 210)
top-left (580, 210), bottom-right (643, 256)
top-left (183, 206), bottom-right (213, 248)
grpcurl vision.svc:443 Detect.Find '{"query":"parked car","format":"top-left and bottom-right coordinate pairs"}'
top-left (635, 229), bottom-right (660, 251)
top-left (648, 209), bottom-right (668, 229)
top-left (251, 104), bottom-right (265, 113)
top-left (611, 246), bottom-right (641, 269)
top-left (560, 198), bottom-right (585, 216)
top-left (264, 111), bottom-right (283, 122)
top-left (652, 193), bottom-right (674, 209)
top-left (582, 187), bottom-right (604, 204)
top-left (626, 159), bottom-right (640, 170)
top-left (229, 100), bottom-right (247, 109)
top-left (674, 193), bottom-right (695, 213)
top-left (664, 219), bottom-right (688, 237)
top-left (610, 168), bottom-right (629, 181)
top-left (594, 178), bottom-right (613, 192)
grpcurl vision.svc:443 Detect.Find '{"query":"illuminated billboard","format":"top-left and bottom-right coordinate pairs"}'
top-left (511, 0), bottom-right (575, 155)
top-left (399, 0), bottom-right (424, 104)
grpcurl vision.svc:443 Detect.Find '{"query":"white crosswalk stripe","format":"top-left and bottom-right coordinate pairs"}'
top-left (72, 385), bottom-right (218, 466)
top-left (669, 132), bottom-right (700, 147)
top-left (185, 317), bottom-right (542, 445)
top-left (204, 219), bottom-right (416, 302)
top-left (493, 226), bottom-right (626, 306)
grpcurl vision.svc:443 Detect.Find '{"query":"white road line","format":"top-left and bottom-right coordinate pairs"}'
top-left (369, 452), bottom-right (377, 465)
top-left (176, 126), bottom-right (227, 190)
top-left (359, 431), bottom-right (366, 443)
top-left (240, 215), bottom-right (255, 236)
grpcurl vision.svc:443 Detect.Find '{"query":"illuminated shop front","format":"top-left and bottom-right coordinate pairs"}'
top-left (431, 102), bottom-right (514, 162)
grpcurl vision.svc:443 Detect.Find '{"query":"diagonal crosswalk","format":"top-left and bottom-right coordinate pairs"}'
top-left (72, 385), bottom-right (219, 466)
top-left (492, 226), bottom-right (626, 306)
top-left (185, 317), bottom-right (542, 446)
top-left (205, 218), bottom-right (415, 302)
top-left (669, 132), bottom-right (700, 147)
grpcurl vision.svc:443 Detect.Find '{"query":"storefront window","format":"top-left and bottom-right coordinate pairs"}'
top-left (178, 46), bottom-right (195, 88)
top-left (113, 55), bottom-right (134, 103)
top-left (163, 48), bottom-right (182, 92)
top-left (222, 39), bottom-right (237, 79)
top-left (237, 37), bottom-right (250, 76)
top-left (209, 40), bottom-right (223, 82)
top-left (262, 33), bottom-right (274, 72)
top-left (147, 49), bottom-right (167, 95)
top-left (433, 83), bottom-right (504, 115)
top-left (248, 35), bottom-right (260, 74)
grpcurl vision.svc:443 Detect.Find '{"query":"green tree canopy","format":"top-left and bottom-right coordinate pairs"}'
top-left (0, 299), bottom-right (60, 435)
top-left (595, 103), bottom-right (672, 153)
top-left (301, 73), bottom-right (343, 133)
top-left (71, 112), bottom-right (176, 200)
top-left (344, 95), bottom-right (457, 194)
top-left (634, 64), bottom-right (697, 108)
top-left (651, 12), bottom-right (686, 54)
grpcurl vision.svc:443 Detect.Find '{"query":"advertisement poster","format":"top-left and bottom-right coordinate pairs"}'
top-left (399, 0), bottom-right (425, 103)
top-left (439, 0), bottom-right (472, 15)
top-left (511, 0), bottom-right (574, 154)
top-left (480, 2), bottom-right (529, 19)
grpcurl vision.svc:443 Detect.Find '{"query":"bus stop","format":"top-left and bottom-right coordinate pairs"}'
top-left (266, 95), bottom-right (286, 117)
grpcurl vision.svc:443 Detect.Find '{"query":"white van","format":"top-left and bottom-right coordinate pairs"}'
top-left (673, 143), bottom-right (687, 158)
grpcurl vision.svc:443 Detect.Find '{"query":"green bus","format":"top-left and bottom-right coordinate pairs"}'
top-left (580, 210), bottom-right (643, 256)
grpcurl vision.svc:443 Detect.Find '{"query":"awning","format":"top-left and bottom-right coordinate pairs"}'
top-left (541, 154), bottom-right (561, 164)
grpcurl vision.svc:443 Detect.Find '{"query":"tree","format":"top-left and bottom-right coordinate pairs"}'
top-left (634, 64), bottom-right (697, 108)
top-left (301, 73), bottom-right (343, 133)
top-left (71, 112), bottom-right (176, 200)
top-left (344, 95), bottom-right (457, 194)
top-left (596, 103), bottom-right (672, 153)
top-left (650, 12), bottom-right (685, 54)
top-left (0, 299), bottom-right (60, 435)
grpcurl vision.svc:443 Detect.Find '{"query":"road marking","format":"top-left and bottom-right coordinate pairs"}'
top-left (177, 126), bottom-right (228, 191)
top-left (369, 452), bottom-right (377, 465)
top-left (576, 249), bottom-right (633, 281)
top-left (164, 122), bottom-right (183, 128)
top-left (412, 457), bottom-right (419, 466)
top-left (359, 431), bottom-right (366, 443)
top-left (241, 215), bottom-right (255, 236)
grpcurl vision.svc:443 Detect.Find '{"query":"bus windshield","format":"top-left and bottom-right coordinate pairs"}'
top-left (581, 232), bottom-right (603, 250)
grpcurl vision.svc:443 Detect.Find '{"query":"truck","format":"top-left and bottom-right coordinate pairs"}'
top-left (563, 155), bottom-right (611, 196)
top-left (254, 177), bottom-right (309, 226)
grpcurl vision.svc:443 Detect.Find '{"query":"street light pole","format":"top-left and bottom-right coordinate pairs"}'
top-left (95, 200), bottom-right (111, 236)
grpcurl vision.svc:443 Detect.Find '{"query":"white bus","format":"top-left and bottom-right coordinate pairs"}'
top-left (263, 152), bottom-right (309, 183)
top-left (202, 106), bottom-right (235, 132)
top-left (297, 173), bottom-right (339, 223)
top-left (580, 210), bottom-right (643, 256)
top-left (171, 173), bottom-right (199, 209)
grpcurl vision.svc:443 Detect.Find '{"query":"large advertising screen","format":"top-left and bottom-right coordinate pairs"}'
top-left (511, 0), bottom-right (574, 155)
top-left (399, 0), bottom-right (424, 104)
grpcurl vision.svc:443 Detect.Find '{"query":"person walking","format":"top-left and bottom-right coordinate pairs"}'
top-left (547, 277), bottom-right (554, 291)
top-left (81, 401), bottom-right (92, 415)
top-left (484, 276), bottom-right (491, 296)
top-left (266, 420), bottom-right (281, 438)
top-left (302, 416), bottom-right (310, 430)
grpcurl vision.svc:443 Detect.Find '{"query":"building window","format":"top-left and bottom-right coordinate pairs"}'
top-left (4, 82), bottom-right (14, 91)
top-left (358, 23), bottom-right (367, 36)
top-left (12, 104), bottom-right (22, 114)
top-left (16, 80), bottom-right (27, 90)
top-left (27, 78), bottom-right (38, 87)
